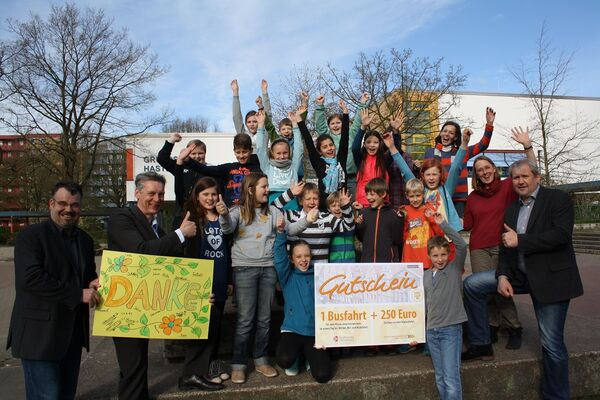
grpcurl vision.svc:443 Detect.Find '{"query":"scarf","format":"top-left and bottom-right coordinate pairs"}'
top-left (433, 143), bottom-right (458, 158)
top-left (322, 156), bottom-right (343, 193)
top-left (269, 158), bottom-right (292, 169)
top-left (475, 177), bottom-right (502, 198)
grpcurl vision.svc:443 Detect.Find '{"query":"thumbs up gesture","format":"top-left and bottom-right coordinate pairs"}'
top-left (216, 194), bottom-right (229, 216)
top-left (179, 211), bottom-right (197, 238)
top-left (276, 214), bottom-right (286, 233)
top-left (307, 207), bottom-right (319, 223)
top-left (502, 223), bottom-right (518, 248)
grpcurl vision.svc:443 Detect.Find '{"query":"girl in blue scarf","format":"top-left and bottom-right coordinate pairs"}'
top-left (298, 99), bottom-right (349, 210)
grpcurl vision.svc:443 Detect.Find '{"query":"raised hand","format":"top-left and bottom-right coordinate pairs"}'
top-left (461, 128), bottom-right (473, 148)
top-left (381, 132), bottom-right (397, 152)
top-left (261, 79), bottom-right (268, 93)
top-left (486, 107), bottom-right (496, 125)
top-left (168, 132), bottom-right (182, 143)
top-left (339, 187), bottom-right (351, 207)
top-left (360, 109), bottom-right (373, 129)
top-left (339, 99), bottom-right (348, 114)
top-left (179, 211), bottom-right (197, 238)
top-left (216, 194), bottom-right (229, 216)
top-left (276, 214), bottom-right (285, 233)
top-left (359, 92), bottom-right (370, 104)
top-left (288, 110), bottom-right (299, 127)
top-left (300, 91), bottom-right (309, 107)
top-left (315, 95), bottom-right (325, 105)
top-left (231, 79), bottom-right (239, 95)
top-left (176, 145), bottom-right (195, 165)
top-left (433, 212), bottom-right (444, 226)
top-left (256, 109), bottom-right (266, 127)
top-left (297, 102), bottom-right (308, 117)
top-left (307, 207), bottom-right (319, 223)
top-left (389, 110), bottom-right (406, 131)
top-left (290, 181), bottom-right (305, 196)
top-left (511, 126), bottom-right (532, 148)
top-left (502, 224), bottom-right (518, 248)
top-left (256, 95), bottom-right (264, 109)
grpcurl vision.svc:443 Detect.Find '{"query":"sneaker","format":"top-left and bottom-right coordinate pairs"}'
top-left (209, 360), bottom-right (230, 381)
top-left (285, 358), bottom-right (300, 376)
top-left (506, 327), bottom-right (522, 350)
top-left (461, 344), bottom-right (494, 361)
top-left (255, 364), bottom-right (279, 378)
top-left (231, 370), bottom-right (246, 384)
top-left (396, 344), bottom-right (416, 354)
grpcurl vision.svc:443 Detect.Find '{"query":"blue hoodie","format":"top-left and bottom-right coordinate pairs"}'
top-left (274, 232), bottom-right (315, 336)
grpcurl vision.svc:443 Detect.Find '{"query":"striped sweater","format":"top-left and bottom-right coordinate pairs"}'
top-left (424, 124), bottom-right (494, 203)
top-left (274, 189), bottom-right (355, 264)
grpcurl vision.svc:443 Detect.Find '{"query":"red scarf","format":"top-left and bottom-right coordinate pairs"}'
top-left (475, 177), bottom-right (501, 198)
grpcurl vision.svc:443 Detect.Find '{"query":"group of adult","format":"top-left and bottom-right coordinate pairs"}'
top-left (6, 119), bottom-right (583, 400)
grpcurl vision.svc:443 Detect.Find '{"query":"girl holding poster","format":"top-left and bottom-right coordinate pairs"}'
top-left (273, 222), bottom-right (332, 383)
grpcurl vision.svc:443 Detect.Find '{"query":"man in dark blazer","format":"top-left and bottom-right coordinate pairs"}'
top-left (462, 159), bottom-right (583, 400)
top-left (107, 171), bottom-right (222, 399)
top-left (7, 181), bottom-right (99, 399)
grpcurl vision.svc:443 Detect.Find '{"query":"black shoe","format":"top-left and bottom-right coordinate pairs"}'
top-left (178, 375), bottom-right (224, 391)
top-left (506, 327), bottom-right (522, 350)
top-left (461, 344), bottom-right (494, 361)
top-left (490, 325), bottom-right (499, 344)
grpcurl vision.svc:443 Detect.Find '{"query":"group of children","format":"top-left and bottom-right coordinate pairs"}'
top-left (156, 79), bottom-right (502, 399)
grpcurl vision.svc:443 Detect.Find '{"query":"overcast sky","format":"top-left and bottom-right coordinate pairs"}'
top-left (2, 0), bottom-right (599, 132)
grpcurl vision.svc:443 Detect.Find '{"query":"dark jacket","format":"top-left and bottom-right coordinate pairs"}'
top-left (356, 204), bottom-right (404, 262)
top-left (497, 186), bottom-right (584, 303)
top-left (7, 219), bottom-right (97, 360)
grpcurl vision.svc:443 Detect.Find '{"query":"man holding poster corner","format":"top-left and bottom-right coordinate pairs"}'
top-left (107, 172), bottom-right (222, 398)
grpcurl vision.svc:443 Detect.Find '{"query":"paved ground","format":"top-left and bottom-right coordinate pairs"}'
top-left (0, 248), bottom-right (599, 399)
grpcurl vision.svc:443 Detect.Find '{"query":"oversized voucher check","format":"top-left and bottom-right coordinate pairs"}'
top-left (314, 262), bottom-right (425, 348)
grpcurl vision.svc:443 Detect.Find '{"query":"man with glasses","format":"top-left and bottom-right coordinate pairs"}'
top-left (7, 181), bottom-right (99, 399)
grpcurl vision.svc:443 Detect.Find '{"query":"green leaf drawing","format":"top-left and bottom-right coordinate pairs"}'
top-left (201, 305), bottom-right (209, 313)
top-left (203, 278), bottom-right (212, 290)
top-left (140, 326), bottom-right (150, 337)
top-left (139, 256), bottom-right (148, 267)
top-left (140, 314), bottom-right (148, 325)
top-left (198, 317), bottom-right (208, 324)
top-left (106, 258), bottom-right (113, 265)
top-left (138, 266), bottom-right (151, 278)
top-left (183, 317), bottom-right (190, 327)
top-left (173, 258), bottom-right (182, 264)
top-left (155, 257), bottom-right (167, 264)
top-left (187, 262), bottom-right (198, 269)
top-left (180, 268), bottom-right (189, 276)
top-left (202, 292), bottom-right (210, 299)
top-left (117, 255), bottom-right (124, 263)
top-left (191, 327), bottom-right (202, 337)
top-left (165, 265), bottom-right (175, 274)
top-left (118, 326), bottom-right (130, 332)
top-left (192, 312), bottom-right (199, 319)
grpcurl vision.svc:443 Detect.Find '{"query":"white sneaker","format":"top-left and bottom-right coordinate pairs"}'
top-left (285, 358), bottom-right (300, 376)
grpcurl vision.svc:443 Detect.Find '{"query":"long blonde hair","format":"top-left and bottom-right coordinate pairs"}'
top-left (239, 173), bottom-right (270, 225)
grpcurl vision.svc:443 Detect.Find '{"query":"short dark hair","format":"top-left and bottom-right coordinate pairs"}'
top-left (427, 235), bottom-right (450, 254)
top-left (52, 181), bottom-right (83, 198)
top-left (233, 133), bottom-right (252, 150)
top-left (245, 110), bottom-right (257, 123)
top-left (289, 239), bottom-right (311, 261)
top-left (435, 121), bottom-right (462, 148)
top-left (278, 118), bottom-right (293, 129)
top-left (135, 172), bottom-right (166, 191)
top-left (365, 177), bottom-right (388, 196)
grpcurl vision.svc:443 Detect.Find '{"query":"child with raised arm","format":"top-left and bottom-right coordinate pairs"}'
top-left (384, 128), bottom-right (472, 232)
top-left (157, 132), bottom-right (207, 209)
top-left (423, 107), bottom-right (496, 216)
top-left (355, 178), bottom-right (404, 262)
top-left (419, 212), bottom-right (468, 400)
top-left (255, 108), bottom-right (304, 209)
top-left (315, 92), bottom-right (369, 194)
top-left (274, 182), bottom-right (354, 264)
top-left (182, 133), bottom-right (261, 207)
top-left (216, 173), bottom-right (317, 384)
top-left (274, 224), bottom-right (332, 383)
top-left (299, 98), bottom-right (349, 210)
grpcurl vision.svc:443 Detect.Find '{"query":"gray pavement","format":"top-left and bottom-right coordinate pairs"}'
top-left (1, 249), bottom-right (599, 399)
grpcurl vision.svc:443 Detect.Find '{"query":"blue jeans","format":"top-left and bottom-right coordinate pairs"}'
top-left (463, 269), bottom-right (571, 399)
top-left (231, 266), bottom-right (277, 370)
top-left (427, 324), bottom-right (463, 400)
top-left (21, 337), bottom-right (82, 400)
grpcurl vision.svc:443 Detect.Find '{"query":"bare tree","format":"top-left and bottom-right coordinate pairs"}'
top-left (322, 49), bottom-right (466, 145)
top-left (0, 3), bottom-right (169, 188)
top-left (161, 116), bottom-right (217, 133)
top-left (510, 24), bottom-right (599, 185)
